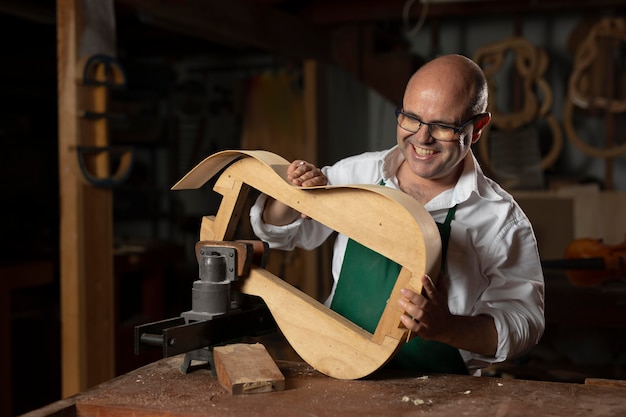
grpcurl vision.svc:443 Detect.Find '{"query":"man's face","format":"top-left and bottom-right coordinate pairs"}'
top-left (397, 70), bottom-right (476, 183)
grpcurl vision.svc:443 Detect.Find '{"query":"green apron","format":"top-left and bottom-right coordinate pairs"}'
top-left (330, 204), bottom-right (468, 375)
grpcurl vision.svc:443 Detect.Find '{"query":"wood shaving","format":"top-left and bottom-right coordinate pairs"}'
top-left (402, 396), bottom-right (432, 406)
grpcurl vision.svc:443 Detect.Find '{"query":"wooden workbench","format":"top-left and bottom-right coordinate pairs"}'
top-left (23, 354), bottom-right (626, 417)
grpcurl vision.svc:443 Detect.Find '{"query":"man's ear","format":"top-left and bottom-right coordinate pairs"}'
top-left (471, 112), bottom-right (491, 143)
top-left (475, 112), bottom-right (491, 130)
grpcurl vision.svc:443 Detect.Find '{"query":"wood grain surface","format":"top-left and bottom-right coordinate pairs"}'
top-left (24, 356), bottom-right (626, 417)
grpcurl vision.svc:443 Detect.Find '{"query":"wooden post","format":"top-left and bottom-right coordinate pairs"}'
top-left (57, 0), bottom-right (117, 397)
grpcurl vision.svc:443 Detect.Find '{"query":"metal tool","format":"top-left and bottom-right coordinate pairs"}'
top-left (134, 240), bottom-right (277, 373)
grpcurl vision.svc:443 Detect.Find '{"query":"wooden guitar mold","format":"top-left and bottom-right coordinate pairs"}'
top-left (474, 37), bottom-right (563, 173)
top-left (564, 17), bottom-right (626, 160)
top-left (172, 150), bottom-right (441, 379)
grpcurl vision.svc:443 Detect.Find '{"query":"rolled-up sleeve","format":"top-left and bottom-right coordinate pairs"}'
top-left (249, 193), bottom-right (334, 251)
top-left (462, 216), bottom-right (545, 371)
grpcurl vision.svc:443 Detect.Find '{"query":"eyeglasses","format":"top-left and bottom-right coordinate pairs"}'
top-left (395, 108), bottom-right (484, 142)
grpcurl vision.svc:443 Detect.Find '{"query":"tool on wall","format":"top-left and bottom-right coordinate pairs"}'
top-left (137, 149), bottom-right (441, 380)
top-left (73, 53), bottom-right (134, 187)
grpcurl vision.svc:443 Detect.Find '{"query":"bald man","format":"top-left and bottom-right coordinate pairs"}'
top-left (251, 54), bottom-right (545, 376)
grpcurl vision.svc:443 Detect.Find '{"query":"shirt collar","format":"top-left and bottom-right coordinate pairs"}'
top-left (381, 145), bottom-right (404, 182)
top-left (454, 150), bottom-right (503, 204)
top-left (381, 146), bottom-right (503, 207)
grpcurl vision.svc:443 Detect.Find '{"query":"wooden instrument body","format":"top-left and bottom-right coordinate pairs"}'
top-left (564, 237), bottom-right (626, 287)
top-left (172, 150), bottom-right (441, 379)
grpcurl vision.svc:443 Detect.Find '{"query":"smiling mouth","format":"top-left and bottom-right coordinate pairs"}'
top-left (413, 144), bottom-right (435, 156)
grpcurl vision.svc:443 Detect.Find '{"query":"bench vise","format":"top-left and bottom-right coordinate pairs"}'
top-left (134, 240), bottom-right (277, 373)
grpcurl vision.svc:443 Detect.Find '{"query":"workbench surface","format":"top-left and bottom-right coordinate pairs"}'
top-left (24, 355), bottom-right (626, 417)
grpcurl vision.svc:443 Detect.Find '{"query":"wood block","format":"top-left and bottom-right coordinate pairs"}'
top-left (213, 343), bottom-right (285, 395)
top-left (585, 378), bottom-right (626, 388)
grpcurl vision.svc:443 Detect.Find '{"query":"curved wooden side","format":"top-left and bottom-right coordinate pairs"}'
top-left (172, 150), bottom-right (441, 379)
top-left (173, 150), bottom-right (441, 277)
top-left (243, 267), bottom-right (401, 379)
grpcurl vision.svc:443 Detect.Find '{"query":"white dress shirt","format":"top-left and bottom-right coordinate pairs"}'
top-left (250, 146), bottom-right (545, 374)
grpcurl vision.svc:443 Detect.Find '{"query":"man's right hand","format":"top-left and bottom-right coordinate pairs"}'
top-left (287, 160), bottom-right (327, 187)
top-left (262, 160), bottom-right (327, 225)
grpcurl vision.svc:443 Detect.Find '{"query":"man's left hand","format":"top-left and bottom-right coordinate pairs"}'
top-left (397, 274), bottom-right (453, 343)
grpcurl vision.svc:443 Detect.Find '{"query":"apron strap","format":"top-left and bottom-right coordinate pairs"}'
top-left (331, 203), bottom-right (467, 375)
top-left (437, 204), bottom-right (457, 275)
